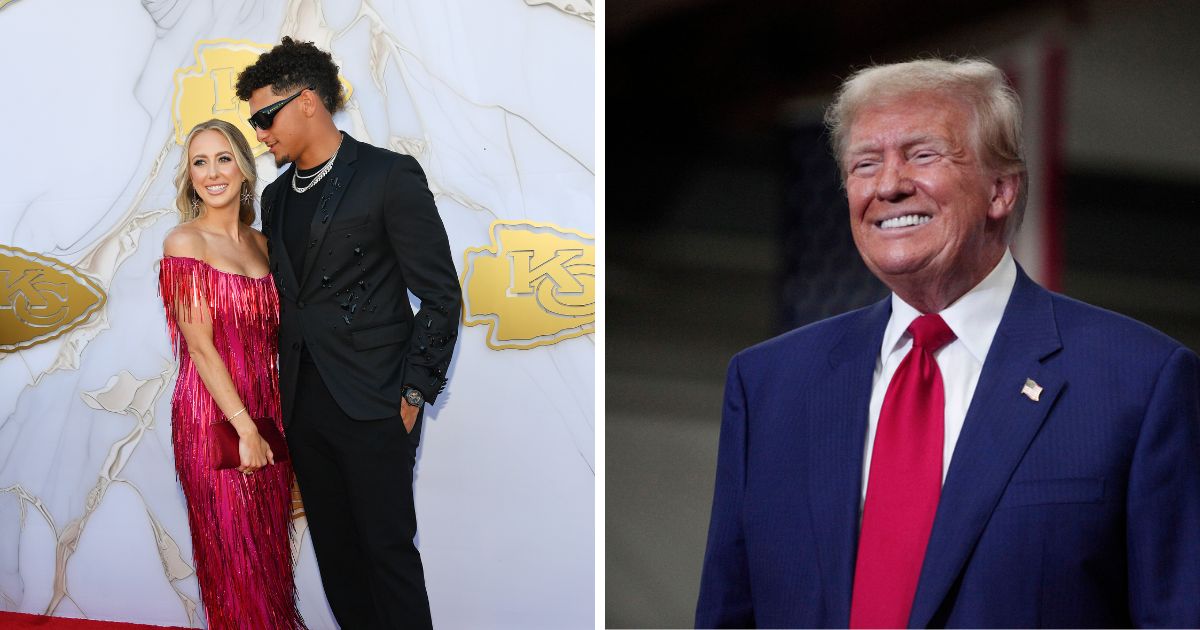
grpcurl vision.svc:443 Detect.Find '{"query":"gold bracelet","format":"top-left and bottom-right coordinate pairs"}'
top-left (227, 406), bottom-right (247, 421)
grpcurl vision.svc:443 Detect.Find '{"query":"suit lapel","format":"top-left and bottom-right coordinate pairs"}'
top-left (298, 133), bottom-right (359, 286)
top-left (909, 267), bottom-right (1065, 627)
top-left (265, 181), bottom-right (301, 294)
top-left (808, 299), bottom-right (890, 627)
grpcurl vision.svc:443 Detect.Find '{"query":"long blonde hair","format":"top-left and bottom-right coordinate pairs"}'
top-left (173, 119), bottom-right (258, 225)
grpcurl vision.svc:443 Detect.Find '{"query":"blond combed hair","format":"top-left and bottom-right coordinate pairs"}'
top-left (173, 119), bottom-right (258, 225)
top-left (824, 58), bottom-right (1028, 241)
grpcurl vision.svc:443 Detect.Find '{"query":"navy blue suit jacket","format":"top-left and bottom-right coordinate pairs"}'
top-left (697, 268), bottom-right (1200, 628)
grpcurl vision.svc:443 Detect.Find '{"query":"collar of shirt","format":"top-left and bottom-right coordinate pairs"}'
top-left (879, 249), bottom-right (1017, 365)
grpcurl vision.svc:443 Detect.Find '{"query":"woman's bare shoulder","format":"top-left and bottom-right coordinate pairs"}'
top-left (163, 224), bottom-right (206, 259)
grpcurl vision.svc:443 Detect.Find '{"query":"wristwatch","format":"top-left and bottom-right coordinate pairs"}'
top-left (402, 386), bottom-right (424, 408)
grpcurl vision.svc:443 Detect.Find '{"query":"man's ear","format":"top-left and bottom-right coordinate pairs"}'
top-left (302, 89), bottom-right (320, 117)
top-left (988, 171), bottom-right (1021, 221)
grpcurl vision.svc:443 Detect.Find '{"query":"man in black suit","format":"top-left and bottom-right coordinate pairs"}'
top-left (236, 38), bottom-right (460, 629)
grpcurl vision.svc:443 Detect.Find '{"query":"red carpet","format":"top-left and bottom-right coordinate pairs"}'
top-left (0, 611), bottom-right (187, 629)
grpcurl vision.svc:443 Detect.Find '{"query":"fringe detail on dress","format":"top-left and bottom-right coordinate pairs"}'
top-left (158, 256), bottom-right (305, 630)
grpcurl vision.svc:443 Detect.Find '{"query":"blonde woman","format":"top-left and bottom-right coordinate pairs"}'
top-left (158, 119), bottom-right (303, 629)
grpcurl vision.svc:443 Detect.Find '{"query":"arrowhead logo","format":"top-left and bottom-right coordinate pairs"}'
top-left (1, 245), bottom-right (106, 353)
top-left (462, 221), bottom-right (594, 350)
top-left (172, 39), bottom-right (353, 157)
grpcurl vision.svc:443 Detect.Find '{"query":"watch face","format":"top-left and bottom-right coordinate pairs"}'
top-left (406, 389), bottom-right (423, 405)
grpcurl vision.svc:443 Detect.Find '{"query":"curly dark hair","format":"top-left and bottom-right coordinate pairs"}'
top-left (236, 37), bottom-right (344, 114)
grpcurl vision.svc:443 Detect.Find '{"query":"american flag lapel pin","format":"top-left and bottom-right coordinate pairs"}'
top-left (1021, 378), bottom-right (1043, 402)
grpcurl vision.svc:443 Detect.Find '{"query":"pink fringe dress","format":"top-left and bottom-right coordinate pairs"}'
top-left (159, 255), bottom-right (304, 630)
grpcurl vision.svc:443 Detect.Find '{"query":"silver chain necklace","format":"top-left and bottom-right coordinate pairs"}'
top-left (291, 137), bottom-right (344, 194)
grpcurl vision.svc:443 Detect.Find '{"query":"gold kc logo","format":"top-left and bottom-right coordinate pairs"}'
top-left (0, 245), bottom-right (106, 353)
top-left (463, 221), bottom-right (595, 350)
top-left (172, 39), bottom-right (353, 156)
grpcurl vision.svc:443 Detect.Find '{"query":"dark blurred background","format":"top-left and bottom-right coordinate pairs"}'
top-left (606, 0), bottom-right (1200, 627)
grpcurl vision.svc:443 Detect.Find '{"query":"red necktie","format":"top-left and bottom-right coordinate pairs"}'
top-left (850, 314), bottom-right (956, 629)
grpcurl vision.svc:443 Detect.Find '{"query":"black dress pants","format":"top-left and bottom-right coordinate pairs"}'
top-left (288, 353), bottom-right (432, 630)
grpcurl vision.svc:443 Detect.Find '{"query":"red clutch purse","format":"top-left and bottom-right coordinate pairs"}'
top-left (210, 417), bottom-right (290, 470)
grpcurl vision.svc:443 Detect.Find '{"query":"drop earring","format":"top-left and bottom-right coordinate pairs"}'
top-left (241, 182), bottom-right (252, 204)
top-left (191, 192), bottom-right (200, 212)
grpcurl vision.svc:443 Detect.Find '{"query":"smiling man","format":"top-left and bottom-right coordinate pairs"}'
top-left (235, 38), bottom-right (461, 630)
top-left (696, 58), bottom-right (1200, 628)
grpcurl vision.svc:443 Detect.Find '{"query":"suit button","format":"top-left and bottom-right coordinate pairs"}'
top-left (298, 300), bottom-right (306, 308)
top-left (291, 342), bottom-right (300, 350)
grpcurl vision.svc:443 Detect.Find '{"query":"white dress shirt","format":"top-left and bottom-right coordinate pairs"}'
top-left (860, 250), bottom-right (1017, 506)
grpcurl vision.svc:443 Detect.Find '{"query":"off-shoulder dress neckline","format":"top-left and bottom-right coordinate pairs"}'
top-left (163, 255), bottom-right (272, 281)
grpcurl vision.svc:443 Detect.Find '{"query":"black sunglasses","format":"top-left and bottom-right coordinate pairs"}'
top-left (248, 87), bottom-right (313, 130)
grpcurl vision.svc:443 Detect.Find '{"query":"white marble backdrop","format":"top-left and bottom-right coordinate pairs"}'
top-left (0, 1), bottom-right (594, 628)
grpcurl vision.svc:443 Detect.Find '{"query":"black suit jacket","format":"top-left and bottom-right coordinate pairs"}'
top-left (262, 133), bottom-right (461, 422)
